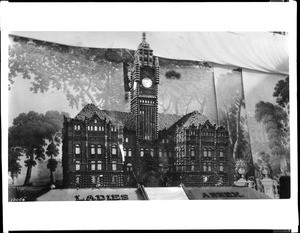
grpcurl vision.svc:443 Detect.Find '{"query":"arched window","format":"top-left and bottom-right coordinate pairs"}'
top-left (140, 148), bottom-right (144, 157)
top-left (208, 163), bottom-right (212, 171)
top-left (203, 148), bottom-right (207, 157)
top-left (208, 148), bottom-right (212, 157)
top-left (203, 163), bottom-right (207, 172)
top-left (127, 163), bottom-right (132, 172)
top-left (94, 119), bottom-right (98, 123)
top-left (97, 145), bottom-right (102, 155)
top-left (219, 148), bottom-right (224, 157)
top-left (75, 175), bottom-right (81, 184)
top-left (97, 161), bottom-right (102, 170)
top-left (91, 161), bottom-right (96, 170)
top-left (128, 148), bottom-right (132, 157)
top-left (91, 145), bottom-right (95, 155)
top-left (88, 126), bottom-right (91, 131)
top-left (94, 126), bottom-right (98, 131)
top-left (219, 164), bottom-right (224, 172)
top-left (75, 144), bottom-right (81, 155)
top-left (111, 145), bottom-right (117, 155)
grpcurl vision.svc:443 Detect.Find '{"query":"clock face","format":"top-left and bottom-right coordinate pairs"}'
top-left (142, 78), bottom-right (153, 88)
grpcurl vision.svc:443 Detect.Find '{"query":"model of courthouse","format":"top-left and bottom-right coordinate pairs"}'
top-left (62, 33), bottom-right (233, 188)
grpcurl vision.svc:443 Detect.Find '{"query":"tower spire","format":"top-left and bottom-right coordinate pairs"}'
top-left (138, 32), bottom-right (150, 49)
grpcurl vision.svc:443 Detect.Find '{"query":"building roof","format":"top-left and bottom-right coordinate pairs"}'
top-left (74, 103), bottom-right (216, 131)
top-left (172, 111), bottom-right (212, 129)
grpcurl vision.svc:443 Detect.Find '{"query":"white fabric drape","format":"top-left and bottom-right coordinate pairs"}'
top-left (11, 31), bottom-right (289, 75)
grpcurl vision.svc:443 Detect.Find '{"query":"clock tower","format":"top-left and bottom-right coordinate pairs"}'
top-left (130, 32), bottom-right (159, 142)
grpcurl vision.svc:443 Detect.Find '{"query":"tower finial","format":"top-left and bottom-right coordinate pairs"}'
top-left (138, 32), bottom-right (150, 49)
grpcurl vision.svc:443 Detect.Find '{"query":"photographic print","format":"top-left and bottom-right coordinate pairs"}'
top-left (7, 31), bottom-right (290, 201)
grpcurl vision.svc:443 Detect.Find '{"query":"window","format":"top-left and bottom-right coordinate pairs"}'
top-left (208, 148), bottom-right (212, 157)
top-left (166, 139), bottom-right (169, 143)
top-left (127, 163), bottom-right (132, 172)
top-left (94, 126), bottom-right (98, 131)
top-left (190, 147), bottom-right (195, 157)
top-left (112, 162), bottom-right (117, 171)
top-left (74, 125), bottom-right (77, 130)
top-left (75, 161), bottom-right (80, 171)
top-left (91, 161), bottom-right (96, 170)
top-left (203, 163), bottom-right (207, 172)
top-left (203, 148), bottom-right (207, 157)
top-left (219, 164), bottom-right (224, 172)
top-left (150, 149), bottom-right (154, 157)
top-left (94, 119), bottom-right (98, 123)
top-left (99, 126), bottom-right (104, 131)
top-left (208, 163), bottom-right (212, 171)
top-left (140, 148), bottom-right (144, 157)
top-left (91, 175), bottom-right (96, 184)
top-left (75, 144), bottom-right (81, 155)
top-left (88, 126), bottom-right (91, 131)
top-left (75, 175), bottom-right (81, 184)
top-left (96, 175), bottom-right (102, 183)
top-left (123, 148), bottom-right (127, 157)
top-left (191, 163), bottom-right (195, 171)
top-left (220, 148), bottom-right (224, 157)
top-left (112, 175), bottom-right (118, 183)
top-left (125, 137), bottom-right (129, 143)
top-left (112, 145), bottom-right (117, 155)
top-left (97, 145), bottom-right (102, 155)
top-left (128, 149), bottom-right (132, 157)
top-left (74, 125), bottom-right (80, 130)
top-left (159, 163), bottom-right (163, 171)
top-left (91, 145), bottom-right (95, 155)
top-left (97, 161), bottom-right (102, 170)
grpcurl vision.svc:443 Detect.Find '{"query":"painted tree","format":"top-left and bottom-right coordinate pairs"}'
top-left (44, 111), bottom-right (68, 184)
top-left (255, 101), bottom-right (289, 176)
top-left (273, 76), bottom-right (289, 111)
top-left (216, 70), bottom-right (248, 160)
top-left (9, 36), bottom-right (129, 111)
top-left (8, 110), bottom-right (68, 186)
top-left (158, 64), bottom-right (213, 116)
top-left (8, 147), bottom-right (22, 185)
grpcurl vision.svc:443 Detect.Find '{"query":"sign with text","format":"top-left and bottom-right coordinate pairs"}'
top-left (202, 192), bottom-right (244, 199)
top-left (74, 194), bottom-right (129, 201)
